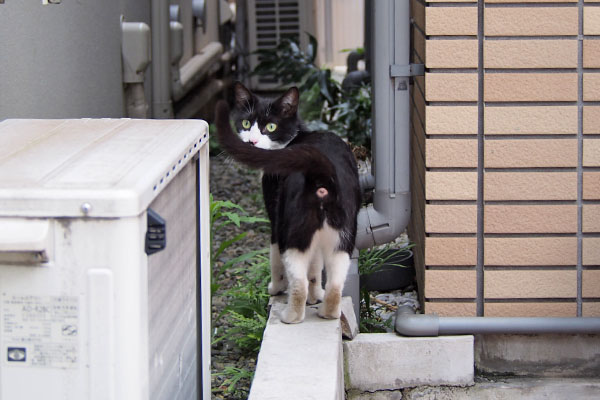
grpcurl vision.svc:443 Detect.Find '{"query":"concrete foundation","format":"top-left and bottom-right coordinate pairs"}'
top-left (475, 334), bottom-right (600, 377)
top-left (402, 378), bottom-right (600, 400)
top-left (343, 333), bottom-right (474, 392)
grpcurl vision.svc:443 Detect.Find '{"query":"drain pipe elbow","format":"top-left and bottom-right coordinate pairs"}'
top-left (355, 190), bottom-right (411, 250)
top-left (394, 305), bottom-right (439, 337)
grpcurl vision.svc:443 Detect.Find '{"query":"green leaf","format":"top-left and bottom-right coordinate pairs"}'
top-left (220, 248), bottom-right (269, 272)
top-left (307, 32), bottom-right (318, 64)
top-left (238, 215), bottom-right (270, 224)
top-left (220, 211), bottom-right (242, 227)
top-left (214, 232), bottom-right (248, 260)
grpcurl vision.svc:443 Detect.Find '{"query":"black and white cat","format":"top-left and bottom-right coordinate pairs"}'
top-left (215, 82), bottom-right (361, 324)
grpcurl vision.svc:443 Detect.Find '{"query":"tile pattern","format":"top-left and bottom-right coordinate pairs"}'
top-left (409, 0), bottom-right (600, 317)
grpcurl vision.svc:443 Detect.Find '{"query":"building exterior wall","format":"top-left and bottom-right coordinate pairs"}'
top-left (409, 0), bottom-right (600, 317)
top-left (314, 0), bottom-right (365, 67)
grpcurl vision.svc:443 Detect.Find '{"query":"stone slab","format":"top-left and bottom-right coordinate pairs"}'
top-left (343, 333), bottom-right (474, 392)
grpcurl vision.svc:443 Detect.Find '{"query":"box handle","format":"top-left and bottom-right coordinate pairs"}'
top-left (0, 219), bottom-right (50, 264)
top-left (145, 208), bottom-right (166, 255)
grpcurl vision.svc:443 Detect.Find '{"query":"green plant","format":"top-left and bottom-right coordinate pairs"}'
top-left (214, 254), bottom-right (271, 354)
top-left (215, 366), bottom-right (254, 398)
top-left (252, 36), bottom-right (372, 147)
top-left (327, 82), bottom-right (372, 147)
top-left (252, 34), bottom-right (341, 108)
top-left (210, 197), bottom-right (271, 397)
top-left (210, 193), bottom-right (269, 295)
top-left (358, 243), bottom-right (414, 332)
top-left (358, 243), bottom-right (413, 276)
top-left (208, 123), bottom-right (222, 156)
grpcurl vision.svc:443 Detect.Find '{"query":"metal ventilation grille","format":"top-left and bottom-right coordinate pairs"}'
top-left (249, 0), bottom-right (305, 89)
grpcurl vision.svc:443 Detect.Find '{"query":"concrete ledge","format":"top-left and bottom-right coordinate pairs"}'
top-left (344, 333), bottom-right (474, 392)
top-left (248, 298), bottom-right (353, 400)
top-left (402, 378), bottom-right (600, 399)
top-left (475, 334), bottom-right (600, 377)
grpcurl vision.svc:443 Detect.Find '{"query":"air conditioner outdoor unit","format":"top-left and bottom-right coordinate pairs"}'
top-left (0, 119), bottom-right (211, 400)
top-left (247, 0), bottom-right (316, 90)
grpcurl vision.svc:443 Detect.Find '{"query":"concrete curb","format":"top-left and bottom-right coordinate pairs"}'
top-left (249, 297), bottom-right (356, 400)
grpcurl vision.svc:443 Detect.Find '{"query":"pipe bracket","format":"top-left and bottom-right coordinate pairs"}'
top-left (390, 63), bottom-right (424, 77)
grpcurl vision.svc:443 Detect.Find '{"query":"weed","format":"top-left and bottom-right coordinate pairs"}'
top-left (214, 254), bottom-right (271, 354)
top-left (358, 243), bottom-right (414, 333)
top-left (210, 193), bottom-right (269, 295)
top-left (211, 195), bottom-right (271, 397)
top-left (214, 366), bottom-right (254, 398)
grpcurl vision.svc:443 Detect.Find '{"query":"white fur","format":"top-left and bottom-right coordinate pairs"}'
top-left (238, 122), bottom-right (288, 149)
top-left (239, 122), bottom-right (272, 149)
top-left (277, 222), bottom-right (350, 324)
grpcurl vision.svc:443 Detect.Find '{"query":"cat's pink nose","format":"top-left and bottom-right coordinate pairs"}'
top-left (250, 139), bottom-right (258, 145)
top-left (316, 187), bottom-right (328, 198)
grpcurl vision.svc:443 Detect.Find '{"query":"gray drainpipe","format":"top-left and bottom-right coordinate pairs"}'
top-left (151, 0), bottom-right (173, 118)
top-left (344, 0), bottom-right (416, 323)
top-left (395, 305), bottom-right (600, 336)
top-left (354, 0), bottom-right (413, 250)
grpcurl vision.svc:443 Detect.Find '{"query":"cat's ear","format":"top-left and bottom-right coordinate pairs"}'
top-left (234, 82), bottom-right (253, 110)
top-left (276, 87), bottom-right (299, 118)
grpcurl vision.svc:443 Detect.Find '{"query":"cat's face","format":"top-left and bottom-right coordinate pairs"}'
top-left (233, 82), bottom-right (300, 150)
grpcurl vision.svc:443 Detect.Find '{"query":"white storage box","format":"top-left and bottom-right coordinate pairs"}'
top-left (0, 119), bottom-right (210, 400)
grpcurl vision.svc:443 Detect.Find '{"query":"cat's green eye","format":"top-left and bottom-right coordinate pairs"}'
top-left (266, 123), bottom-right (277, 132)
top-left (242, 119), bottom-right (251, 129)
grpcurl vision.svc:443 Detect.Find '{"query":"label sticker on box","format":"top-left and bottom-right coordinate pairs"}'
top-left (1, 294), bottom-right (79, 368)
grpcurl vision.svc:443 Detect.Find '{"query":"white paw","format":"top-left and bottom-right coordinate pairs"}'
top-left (268, 281), bottom-right (286, 296)
top-left (307, 286), bottom-right (325, 305)
top-left (279, 306), bottom-right (305, 324)
top-left (317, 302), bottom-right (341, 320)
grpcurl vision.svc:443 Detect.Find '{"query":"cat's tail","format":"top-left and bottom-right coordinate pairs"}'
top-left (214, 100), bottom-right (336, 180)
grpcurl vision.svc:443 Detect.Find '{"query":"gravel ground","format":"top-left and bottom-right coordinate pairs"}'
top-left (210, 154), bottom-right (269, 399)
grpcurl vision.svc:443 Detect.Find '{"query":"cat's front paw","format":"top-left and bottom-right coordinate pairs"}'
top-left (279, 305), bottom-right (305, 324)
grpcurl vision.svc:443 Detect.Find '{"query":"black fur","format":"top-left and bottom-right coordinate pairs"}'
top-left (215, 84), bottom-right (361, 255)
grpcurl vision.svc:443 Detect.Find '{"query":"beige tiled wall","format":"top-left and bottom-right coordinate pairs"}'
top-left (409, 0), bottom-right (600, 317)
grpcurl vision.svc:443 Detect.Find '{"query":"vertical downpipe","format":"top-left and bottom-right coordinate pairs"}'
top-left (393, 0), bottom-right (411, 202)
top-left (372, 0), bottom-right (411, 206)
top-left (151, 0), bottom-right (174, 118)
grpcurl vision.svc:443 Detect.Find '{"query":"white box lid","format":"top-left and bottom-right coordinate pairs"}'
top-left (0, 119), bottom-right (208, 218)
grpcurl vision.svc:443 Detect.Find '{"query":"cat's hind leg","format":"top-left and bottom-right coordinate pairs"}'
top-left (318, 251), bottom-right (350, 319)
top-left (307, 251), bottom-right (325, 305)
top-left (268, 243), bottom-right (288, 295)
top-left (280, 248), bottom-right (310, 323)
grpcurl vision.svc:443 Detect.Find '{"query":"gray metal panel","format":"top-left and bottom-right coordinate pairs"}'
top-left (0, 0), bottom-right (124, 119)
top-left (147, 160), bottom-right (198, 400)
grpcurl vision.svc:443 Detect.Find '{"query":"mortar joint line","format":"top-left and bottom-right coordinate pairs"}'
top-left (477, 0), bottom-right (485, 317)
